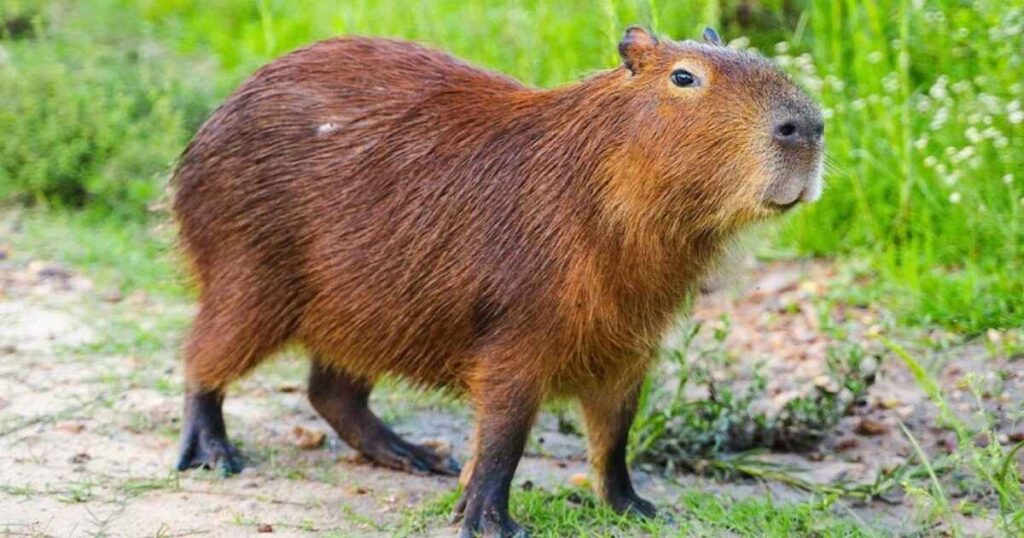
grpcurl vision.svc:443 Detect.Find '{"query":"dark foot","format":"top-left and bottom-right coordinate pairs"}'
top-left (452, 495), bottom-right (527, 538)
top-left (358, 431), bottom-right (461, 476)
top-left (308, 361), bottom-right (460, 476)
top-left (176, 389), bottom-right (243, 475)
top-left (609, 492), bottom-right (657, 518)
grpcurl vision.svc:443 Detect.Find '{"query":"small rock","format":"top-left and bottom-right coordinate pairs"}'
top-left (54, 421), bottom-right (86, 434)
top-left (521, 480), bottom-right (534, 491)
top-left (1008, 431), bottom-right (1024, 443)
top-left (855, 419), bottom-right (889, 436)
top-left (290, 425), bottom-right (325, 449)
top-left (812, 374), bottom-right (838, 393)
top-left (28, 260), bottom-right (72, 280)
top-left (936, 435), bottom-right (957, 454)
top-left (69, 453), bottom-right (91, 464)
top-left (257, 523), bottom-right (273, 533)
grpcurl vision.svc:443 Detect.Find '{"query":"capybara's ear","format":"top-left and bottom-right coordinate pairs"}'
top-left (702, 27), bottom-right (724, 46)
top-left (619, 26), bottom-right (658, 74)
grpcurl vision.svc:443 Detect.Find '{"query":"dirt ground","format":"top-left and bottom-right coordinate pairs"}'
top-left (1, 247), bottom-right (1020, 536)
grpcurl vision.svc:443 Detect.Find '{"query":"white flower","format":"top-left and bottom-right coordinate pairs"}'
top-left (867, 51), bottom-right (884, 64)
top-left (1009, 110), bottom-right (1024, 124)
top-left (949, 192), bottom-right (962, 204)
top-left (1004, 174), bottom-right (1015, 185)
top-left (914, 138), bottom-right (929, 150)
top-left (924, 156), bottom-right (938, 168)
top-left (774, 42), bottom-right (790, 54)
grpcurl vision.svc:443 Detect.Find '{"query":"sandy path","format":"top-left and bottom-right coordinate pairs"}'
top-left (1, 251), bottom-right (1016, 536)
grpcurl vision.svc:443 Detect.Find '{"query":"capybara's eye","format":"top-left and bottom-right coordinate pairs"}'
top-left (670, 69), bottom-right (697, 88)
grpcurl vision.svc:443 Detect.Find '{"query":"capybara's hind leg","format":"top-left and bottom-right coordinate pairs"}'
top-left (307, 358), bottom-right (460, 476)
top-left (176, 389), bottom-right (243, 474)
top-left (580, 381), bottom-right (655, 517)
top-left (176, 299), bottom-right (286, 475)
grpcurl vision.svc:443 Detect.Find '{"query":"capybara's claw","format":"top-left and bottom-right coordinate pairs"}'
top-left (456, 498), bottom-right (528, 538)
top-left (176, 432), bottom-right (243, 475)
top-left (362, 438), bottom-right (461, 477)
top-left (611, 494), bottom-right (657, 519)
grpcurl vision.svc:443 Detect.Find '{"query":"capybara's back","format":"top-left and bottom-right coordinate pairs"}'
top-left (173, 29), bottom-right (824, 537)
top-left (174, 38), bottom-right (531, 389)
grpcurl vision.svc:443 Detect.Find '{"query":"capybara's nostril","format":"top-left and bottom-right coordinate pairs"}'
top-left (774, 121), bottom-right (798, 142)
top-left (774, 118), bottom-right (823, 146)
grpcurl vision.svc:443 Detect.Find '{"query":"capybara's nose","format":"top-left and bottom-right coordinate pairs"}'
top-left (772, 117), bottom-right (824, 147)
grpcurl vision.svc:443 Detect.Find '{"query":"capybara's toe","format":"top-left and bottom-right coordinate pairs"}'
top-left (176, 434), bottom-right (243, 475)
top-left (610, 493), bottom-right (657, 519)
top-left (456, 502), bottom-right (527, 538)
top-left (362, 437), bottom-right (461, 477)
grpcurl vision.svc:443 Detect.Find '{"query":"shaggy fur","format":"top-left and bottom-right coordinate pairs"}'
top-left (172, 27), bottom-right (823, 537)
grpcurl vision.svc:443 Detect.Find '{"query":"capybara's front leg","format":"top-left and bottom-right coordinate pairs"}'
top-left (176, 388), bottom-right (243, 474)
top-left (580, 380), bottom-right (656, 517)
top-left (453, 372), bottom-right (541, 538)
top-left (307, 358), bottom-right (460, 475)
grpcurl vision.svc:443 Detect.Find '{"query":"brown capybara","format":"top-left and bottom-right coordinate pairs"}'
top-left (172, 26), bottom-right (824, 537)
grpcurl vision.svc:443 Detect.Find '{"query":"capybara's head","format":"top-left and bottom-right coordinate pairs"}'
top-left (610, 26), bottom-right (824, 228)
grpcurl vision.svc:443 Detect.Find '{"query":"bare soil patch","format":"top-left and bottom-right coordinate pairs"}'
top-left (1, 249), bottom-right (1018, 536)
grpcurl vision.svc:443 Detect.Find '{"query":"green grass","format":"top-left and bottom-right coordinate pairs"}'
top-left (6, 209), bottom-right (188, 298)
top-left (398, 487), bottom-right (874, 537)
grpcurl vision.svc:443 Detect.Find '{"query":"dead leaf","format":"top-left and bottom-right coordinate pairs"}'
top-left (290, 425), bottom-right (325, 450)
top-left (257, 523), bottom-right (273, 533)
top-left (568, 473), bottom-right (589, 488)
top-left (834, 437), bottom-right (858, 451)
top-left (878, 397), bottom-right (902, 410)
top-left (855, 419), bottom-right (889, 436)
top-left (346, 486), bottom-right (370, 496)
top-left (55, 421), bottom-right (85, 434)
top-left (420, 439), bottom-right (452, 458)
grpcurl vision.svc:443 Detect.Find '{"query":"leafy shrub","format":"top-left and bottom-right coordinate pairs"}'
top-left (630, 320), bottom-right (878, 473)
top-left (0, 1), bottom-right (217, 216)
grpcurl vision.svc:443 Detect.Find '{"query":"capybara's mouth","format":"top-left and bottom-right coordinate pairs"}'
top-left (764, 198), bottom-right (801, 212)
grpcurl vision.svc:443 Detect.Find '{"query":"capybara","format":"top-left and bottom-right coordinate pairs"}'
top-left (172, 26), bottom-right (824, 537)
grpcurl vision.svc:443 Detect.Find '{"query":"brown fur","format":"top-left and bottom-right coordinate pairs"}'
top-left (172, 28), bottom-right (822, 535)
